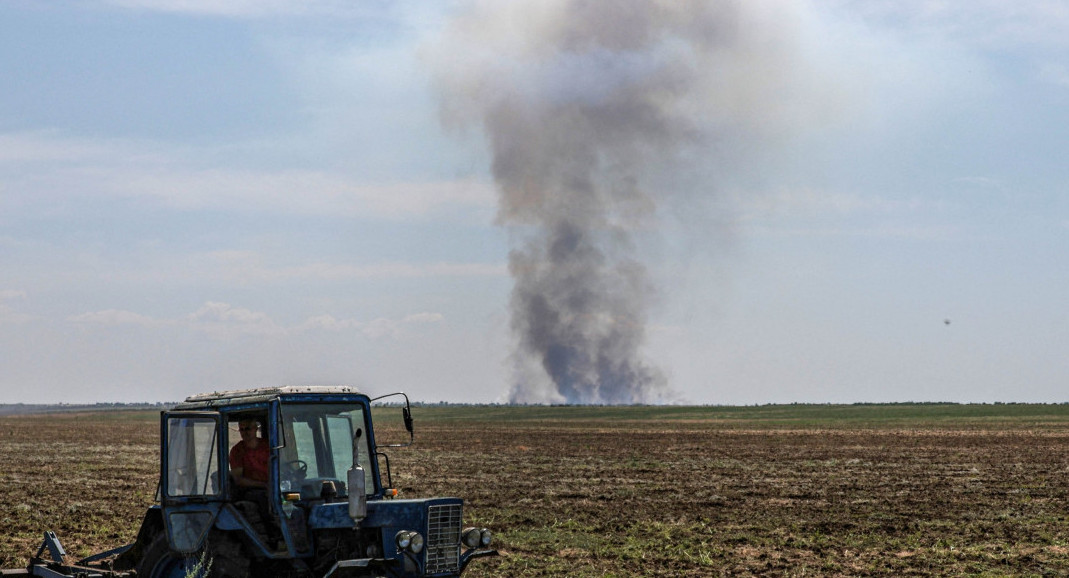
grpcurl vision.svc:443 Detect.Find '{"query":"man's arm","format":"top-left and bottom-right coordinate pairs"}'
top-left (231, 465), bottom-right (266, 488)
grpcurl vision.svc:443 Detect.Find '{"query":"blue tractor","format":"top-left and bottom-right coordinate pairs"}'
top-left (9, 386), bottom-right (497, 577)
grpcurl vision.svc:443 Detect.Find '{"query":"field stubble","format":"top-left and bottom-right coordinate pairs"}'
top-left (3, 406), bottom-right (1069, 576)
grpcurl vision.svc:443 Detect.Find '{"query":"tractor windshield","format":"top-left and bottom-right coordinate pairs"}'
top-left (279, 403), bottom-right (375, 499)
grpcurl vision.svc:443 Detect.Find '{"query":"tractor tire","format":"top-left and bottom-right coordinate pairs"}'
top-left (135, 533), bottom-right (201, 578)
top-left (135, 532), bottom-right (250, 578)
top-left (204, 532), bottom-right (251, 578)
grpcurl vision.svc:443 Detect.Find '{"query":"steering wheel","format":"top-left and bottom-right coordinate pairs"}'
top-left (284, 459), bottom-right (308, 479)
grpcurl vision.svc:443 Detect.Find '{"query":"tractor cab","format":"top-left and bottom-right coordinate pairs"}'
top-left (159, 388), bottom-right (379, 557)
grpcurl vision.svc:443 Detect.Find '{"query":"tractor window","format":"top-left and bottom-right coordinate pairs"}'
top-left (280, 403), bottom-right (375, 499)
top-left (290, 421), bottom-right (321, 479)
top-left (327, 415), bottom-right (353, 480)
top-left (166, 416), bottom-right (221, 498)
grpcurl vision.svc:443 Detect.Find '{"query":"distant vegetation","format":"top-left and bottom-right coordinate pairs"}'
top-left (0, 402), bottom-right (173, 416)
top-left (8, 400), bottom-right (1069, 423)
top-left (374, 402), bottom-right (1069, 430)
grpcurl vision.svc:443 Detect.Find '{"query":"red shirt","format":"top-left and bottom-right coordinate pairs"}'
top-left (229, 439), bottom-right (269, 483)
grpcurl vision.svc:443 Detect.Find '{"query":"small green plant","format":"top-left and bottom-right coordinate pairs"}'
top-left (184, 551), bottom-right (212, 578)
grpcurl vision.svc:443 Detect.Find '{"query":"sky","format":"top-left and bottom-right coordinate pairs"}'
top-left (1, 0), bottom-right (1067, 405)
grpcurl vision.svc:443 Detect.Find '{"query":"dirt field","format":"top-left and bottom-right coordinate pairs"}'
top-left (3, 404), bottom-right (1069, 576)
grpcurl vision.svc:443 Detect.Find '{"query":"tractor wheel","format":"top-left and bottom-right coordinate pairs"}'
top-left (136, 533), bottom-right (202, 578)
top-left (136, 532), bottom-right (249, 578)
top-left (203, 532), bottom-right (251, 578)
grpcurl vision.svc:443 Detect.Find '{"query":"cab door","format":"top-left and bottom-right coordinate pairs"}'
top-left (160, 411), bottom-right (226, 553)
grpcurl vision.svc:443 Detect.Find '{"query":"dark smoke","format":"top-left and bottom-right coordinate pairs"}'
top-left (434, 0), bottom-right (817, 403)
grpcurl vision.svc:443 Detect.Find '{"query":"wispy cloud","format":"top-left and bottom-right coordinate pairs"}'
top-left (0, 290), bottom-right (31, 324)
top-left (68, 301), bottom-right (444, 341)
top-left (100, 251), bottom-right (507, 286)
top-left (736, 186), bottom-right (944, 221)
top-left (298, 312), bottom-right (443, 339)
top-left (197, 253), bottom-right (507, 283)
top-left (1038, 62), bottom-right (1069, 89)
top-left (951, 176), bottom-right (1002, 188)
top-left (184, 302), bottom-right (285, 339)
top-left (117, 170), bottom-right (496, 219)
top-left (831, 0), bottom-right (1069, 48)
top-left (732, 185), bottom-right (963, 242)
top-left (97, 0), bottom-right (371, 18)
top-left (68, 309), bottom-right (165, 327)
top-left (0, 131), bottom-right (495, 220)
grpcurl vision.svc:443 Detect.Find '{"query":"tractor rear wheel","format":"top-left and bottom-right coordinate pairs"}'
top-left (136, 533), bottom-right (201, 578)
top-left (136, 532), bottom-right (249, 578)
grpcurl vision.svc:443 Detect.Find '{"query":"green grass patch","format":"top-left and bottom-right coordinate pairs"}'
top-left (376, 402), bottom-right (1069, 430)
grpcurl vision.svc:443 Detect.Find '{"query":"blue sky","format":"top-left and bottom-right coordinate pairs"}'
top-left (1, 0), bottom-right (1067, 404)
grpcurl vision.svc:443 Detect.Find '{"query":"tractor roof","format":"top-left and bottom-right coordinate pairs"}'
top-left (176, 385), bottom-right (365, 409)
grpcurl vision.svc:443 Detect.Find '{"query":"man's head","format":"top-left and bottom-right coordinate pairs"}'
top-left (238, 419), bottom-right (260, 442)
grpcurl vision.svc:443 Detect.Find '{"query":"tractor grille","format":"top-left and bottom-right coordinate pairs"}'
top-left (425, 503), bottom-right (462, 574)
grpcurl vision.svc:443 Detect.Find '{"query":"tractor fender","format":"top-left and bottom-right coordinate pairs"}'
top-left (112, 506), bottom-right (164, 571)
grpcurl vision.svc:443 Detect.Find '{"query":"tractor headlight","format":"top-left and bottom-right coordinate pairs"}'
top-left (463, 527), bottom-right (492, 549)
top-left (462, 527), bottom-right (482, 549)
top-left (409, 532), bottom-right (424, 554)
top-left (395, 530), bottom-right (424, 554)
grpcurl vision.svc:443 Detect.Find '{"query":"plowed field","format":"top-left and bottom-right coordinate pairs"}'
top-left (3, 404), bottom-right (1069, 576)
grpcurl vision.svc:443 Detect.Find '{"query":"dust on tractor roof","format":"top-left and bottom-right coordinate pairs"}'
top-left (2, 386), bottom-right (496, 577)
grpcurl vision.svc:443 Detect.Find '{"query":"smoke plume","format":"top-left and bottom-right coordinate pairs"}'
top-left (434, 0), bottom-right (820, 404)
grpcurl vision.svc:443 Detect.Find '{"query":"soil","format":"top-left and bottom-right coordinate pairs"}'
top-left (3, 408), bottom-right (1069, 576)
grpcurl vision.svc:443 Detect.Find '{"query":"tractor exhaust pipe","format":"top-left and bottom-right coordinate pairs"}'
top-left (348, 428), bottom-right (367, 523)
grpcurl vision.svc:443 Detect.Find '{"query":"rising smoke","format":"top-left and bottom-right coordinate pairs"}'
top-left (434, 0), bottom-right (823, 404)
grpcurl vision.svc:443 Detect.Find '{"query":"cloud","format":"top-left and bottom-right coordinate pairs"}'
top-left (68, 302), bottom-right (444, 341)
top-left (359, 314), bottom-right (444, 339)
top-left (0, 290), bottom-right (31, 324)
top-left (727, 184), bottom-right (964, 243)
top-left (297, 315), bottom-right (365, 332)
top-left (178, 252), bottom-right (507, 284)
top-left (40, 248), bottom-right (505, 294)
top-left (401, 312), bottom-right (444, 324)
top-left (830, 0), bottom-right (1069, 49)
top-left (185, 302), bottom-right (285, 339)
top-left (1038, 62), bottom-right (1069, 89)
top-left (111, 169), bottom-right (496, 219)
top-left (951, 176), bottom-right (1002, 188)
top-left (249, 260), bottom-right (506, 282)
top-left (0, 131), bottom-right (495, 220)
top-left (68, 303), bottom-right (285, 340)
top-left (96, 0), bottom-right (370, 18)
top-left (295, 311), bottom-right (443, 339)
top-left (68, 309), bottom-right (167, 327)
top-left (737, 186), bottom-right (939, 219)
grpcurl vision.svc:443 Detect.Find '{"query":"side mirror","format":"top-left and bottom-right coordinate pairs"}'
top-left (403, 406), bottom-right (414, 435)
top-left (369, 392), bottom-right (415, 448)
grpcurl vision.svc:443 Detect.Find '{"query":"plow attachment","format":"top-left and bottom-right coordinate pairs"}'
top-left (1, 532), bottom-right (132, 577)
